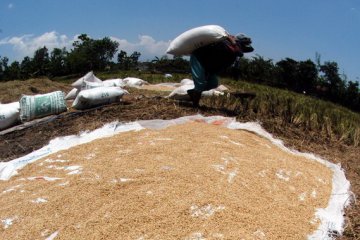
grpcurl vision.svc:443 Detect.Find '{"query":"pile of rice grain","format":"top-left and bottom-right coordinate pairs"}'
top-left (0, 122), bottom-right (332, 239)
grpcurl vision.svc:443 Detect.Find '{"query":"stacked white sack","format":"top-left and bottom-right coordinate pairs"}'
top-left (66, 81), bottom-right (103, 100)
top-left (0, 102), bottom-right (20, 130)
top-left (72, 87), bottom-right (128, 110)
top-left (66, 71), bottom-right (103, 100)
top-left (65, 88), bottom-right (80, 100)
top-left (166, 25), bottom-right (228, 56)
top-left (71, 71), bottom-right (102, 89)
top-left (65, 71), bottom-right (124, 100)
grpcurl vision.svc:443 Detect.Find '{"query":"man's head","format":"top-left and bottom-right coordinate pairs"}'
top-left (235, 33), bottom-right (254, 53)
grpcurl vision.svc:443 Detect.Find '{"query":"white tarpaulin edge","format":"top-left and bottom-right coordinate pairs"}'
top-left (0, 114), bottom-right (351, 239)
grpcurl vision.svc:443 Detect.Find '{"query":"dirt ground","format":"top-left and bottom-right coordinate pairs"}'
top-left (0, 85), bottom-right (359, 239)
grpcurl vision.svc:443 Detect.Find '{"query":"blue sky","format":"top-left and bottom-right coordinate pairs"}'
top-left (0, 0), bottom-right (359, 81)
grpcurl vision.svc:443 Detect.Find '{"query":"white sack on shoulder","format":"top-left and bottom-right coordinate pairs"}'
top-left (72, 87), bottom-right (128, 110)
top-left (123, 77), bottom-right (148, 88)
top-left (166, 25), bottom-right (228, 56)
top-left (19, 91), bottom-right (67, 122)
top-left (71, 71), bottom-right (102, 89)
top-left (0, 102), bottom-right (20, 130)
top-left (103, 79), bottom-right (125, 87)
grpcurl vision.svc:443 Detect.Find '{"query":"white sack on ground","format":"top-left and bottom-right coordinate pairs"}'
top-left (103, 79), bottom-right (125, 87)
top-left (71, 71), bottom-right (102, 89)
top-left (167, 84), bottom-right (193, 101)
top-left (215, 85), bottom-right (229, 91)
top-left (122, 77), bottom-right (148, 88)
top-left (72, 87), bottom-right (128, 110)
top-left (0, 102), bottom-right (20, 130)
top-left (167, 85), bottom-right (224, 100)
top-left (65, 88), bottom-right (80, 100)
top-left (166, 25), bottom-right (228, 56)
top-left (202, 89), bottom-right (225, 97)
top-left (180, 78), bottom-right (194, 86)
top-left (19, 91), bottom-right (67, 122)
top-left (81, 80), bottom-right (103, 90)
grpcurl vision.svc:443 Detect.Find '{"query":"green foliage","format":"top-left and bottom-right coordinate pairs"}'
top-left (148, 56), bottom-right (189, 73)
top-left (67, 34), bottom-right (119, 73)
top-left (117, 50), bottom-right (141, 70)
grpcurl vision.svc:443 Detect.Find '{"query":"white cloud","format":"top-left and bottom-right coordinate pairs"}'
top-left (8, 3), bottom-right (14, 9)
top-left (110, 35), bottom-right (171, 60)
top-left (0, 31), bottom-right (73, 59)
top-left (0, 32), bottom-right (171, 61)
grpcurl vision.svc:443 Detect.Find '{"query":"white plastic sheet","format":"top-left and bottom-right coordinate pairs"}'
top-left (0, 115), bottom-right (351, 239)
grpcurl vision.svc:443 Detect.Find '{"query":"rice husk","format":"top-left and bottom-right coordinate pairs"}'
top-left (0, 122), bottom-right (332, 239)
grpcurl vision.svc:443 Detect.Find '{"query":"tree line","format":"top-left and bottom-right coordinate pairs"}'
top-left (0, 34), bottom-right (358, 112)
top-left (231, 54), bottom-right (359, 112)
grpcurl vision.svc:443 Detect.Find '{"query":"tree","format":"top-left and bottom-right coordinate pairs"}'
top-left (149, 56), bottom-right (189, 73)
top-left (129, 51), bottom-right (141, 69)
top-left (247, 55), bottom-right (276, 85)
top-left (118, 50), bottom-right (141, 70)
top-left (4, 61), bottom-right (21, 80)
top-left (67, 34), bottom-right (119, 73)
top-left (117, 50), bottom-right (131, 70)
top-left (276, 58), bottom-right (298, 89)
top-left (20, 56), bottom-right (33, 79)
top-left (344, 81), bottom-right (360, 111)
top-left (32, 46), bottom-right (50, 77)
top-left (320, 61), bottom-right (345, 102)
top-left (297, 60), bottom-right (318, 94)
top-left (49, 48), bottom-right (68, 77)
top-left (0, 56), bottom-right (9, 81)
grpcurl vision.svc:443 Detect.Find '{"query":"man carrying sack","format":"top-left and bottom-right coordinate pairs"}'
top-left (188, 33), bottom-right (254, 107)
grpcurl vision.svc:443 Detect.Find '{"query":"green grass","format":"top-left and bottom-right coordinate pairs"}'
top-left (211, 78), bottom-right (360, 146)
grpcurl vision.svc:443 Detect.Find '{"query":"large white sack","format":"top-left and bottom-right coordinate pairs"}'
top-left (123, 77), bottom-right (148, 88)
top-left (180, 78), bottom-right (194, 86)
top-left (72, 87), bottom-right (128, 110)
top-left (0, 102), bottom-right (20, 130)
top-left (167, 84), bottom-right (194, 101)
top-left (19, 91), bottom-right (67, 122)
top-left (202, 89), bottom-right (225, 97)
top-left (166, 25), bottom-right (228, 56)
top-left (215, 85), bottom-right (229, 91)
top-left (71, 71), bottom-right (102, 89)
top-left (65, 88), bottom-right (80, 100)
top-left (103, 78), bottom-right (125, 87)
